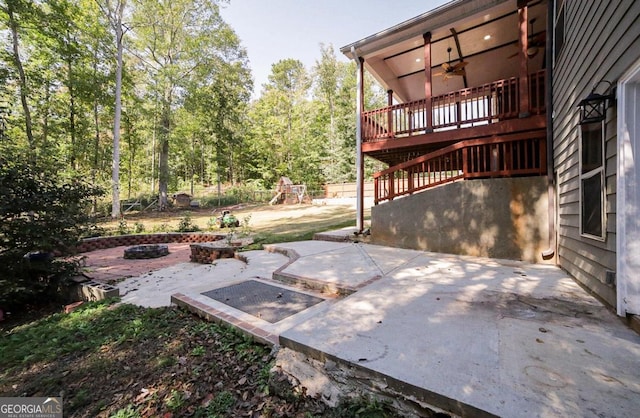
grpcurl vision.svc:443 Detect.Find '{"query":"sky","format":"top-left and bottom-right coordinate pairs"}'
top-left (219, 0), bottom-right (449, 98)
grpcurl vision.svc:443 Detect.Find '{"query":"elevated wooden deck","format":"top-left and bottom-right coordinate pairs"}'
top-left (363, 70), bottom-right (547, 203)
top-left (362, 70), bottom-right (546, 167)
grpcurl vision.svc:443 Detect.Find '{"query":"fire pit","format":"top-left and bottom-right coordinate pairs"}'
top-left (124, 244), bottom-right (169, 259)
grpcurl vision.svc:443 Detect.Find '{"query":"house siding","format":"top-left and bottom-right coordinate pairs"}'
top-left (553, 0), bottom-right (640, 307)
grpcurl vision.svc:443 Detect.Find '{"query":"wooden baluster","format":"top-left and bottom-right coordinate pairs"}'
top-left (487, 84), bottom-right (491, 121)
top-left (501, 142), bottom-right (506, 172)
top-left (374, 176), bottom-right (379, 204)
top-left (541, 137), bottom-right (546, 173)
top-left (462, 147), bottom-right (469, 178)
top-left (409, 109), bottom-right (414, 135)
top-left (516, 140), bottom-right (522, 171)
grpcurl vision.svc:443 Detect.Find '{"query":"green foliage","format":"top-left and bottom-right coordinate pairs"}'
top-left (201, 194), bottom-right (242, 208)
top-left (82, 224), bottom-right (107, 239)
top-left (240, 214), bottom-right (252, 237)
top-left (193, 390), bottom-right (236, 417)
top-left (0, 0), bottom-right (386, 220)
top-left (258, 360), bottom-right (273, 394)
top-left (176, 212), bottom-right (200, 232)
top-left (206, 217), bottom-right (218, 231)
top-left (0, 153), bottom-right (104, 310)
top-left (117, 219), bottom-right (130, 235)
top-left (190, 345), bottom-right (206, 356)
top-left (110, 405), bottom-right (141, 418)
top-left (219, 212), bottom-right (239, 229)
top-left (151, 222), bottom-right (170, 233)
top-left (205, 391), bottom-right (235, 416)
top-left (133, 221), bottom-right (145, 234)
top-left (165, 390), bottom-right (186, 411)
top-left (328, 396), bottom-right (398, 418)
top-left (1, 299), bottom-right (122, 369)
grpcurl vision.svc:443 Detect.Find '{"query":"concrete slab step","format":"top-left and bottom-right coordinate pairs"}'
top-left (265, 242), bottom-right (384, 296)
top-left (171, 276), bottom-right (337, 348)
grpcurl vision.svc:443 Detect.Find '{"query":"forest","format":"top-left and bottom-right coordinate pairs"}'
top-left (0, 0), bottom-right (387, 216)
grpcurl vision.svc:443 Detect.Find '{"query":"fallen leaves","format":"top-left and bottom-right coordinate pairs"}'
top-left (0, 306), bottom-right (336, 417)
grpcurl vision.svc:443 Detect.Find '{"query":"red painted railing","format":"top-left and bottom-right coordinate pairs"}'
top-left (373, 133), bottom-right (546, 204)
top-left (362, 70), bottom-right (546, 142)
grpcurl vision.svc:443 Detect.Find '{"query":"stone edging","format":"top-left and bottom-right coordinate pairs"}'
top-left (76, 233), bottom-right (224, 253)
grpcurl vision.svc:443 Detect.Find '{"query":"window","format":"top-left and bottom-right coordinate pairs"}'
top-left (554, 0), bottom-right (565, 63)
top-left (580, 121), bottom-right (605, 239)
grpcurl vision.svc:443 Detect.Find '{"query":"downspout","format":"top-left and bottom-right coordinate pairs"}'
top-left (352, 46), bottom-right (364, 233)
top-left (542, 0), bottom-right (556, 260)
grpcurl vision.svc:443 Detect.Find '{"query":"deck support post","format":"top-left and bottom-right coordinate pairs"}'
top-left (423, 32), bottom-right (433, 133)
top-left (387, 90), bottom-right (394, 137)
top-left (355, 53), bottom-right (365, 232)
top-left (518, 0), bottom-right (530, 118)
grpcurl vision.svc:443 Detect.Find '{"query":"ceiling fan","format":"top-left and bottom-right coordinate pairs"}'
top-left (435, 47), bottom-right (468, 80)
top-left (509, 18), bottom-right (546, 59)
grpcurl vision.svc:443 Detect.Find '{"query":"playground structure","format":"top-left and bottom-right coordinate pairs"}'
top-left (269, 177), bottom-right (308, 205)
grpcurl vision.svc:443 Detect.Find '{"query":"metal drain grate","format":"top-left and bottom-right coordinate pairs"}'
top-left (202, 280), bottom-right (324, 323)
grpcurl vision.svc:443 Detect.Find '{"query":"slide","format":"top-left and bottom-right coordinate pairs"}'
top-left (269, 191), bottom-right (283, 205)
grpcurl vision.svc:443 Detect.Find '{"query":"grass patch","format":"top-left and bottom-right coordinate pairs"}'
top-left (245, 218), bottom-right (358, 250)
top-left (97, 203), bottom-right (370, 242)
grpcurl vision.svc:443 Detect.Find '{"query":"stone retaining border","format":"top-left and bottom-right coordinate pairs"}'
top-left (190, 244), bottom-right (237, 263)
top-left (76, 233), bottom-right (224, 253)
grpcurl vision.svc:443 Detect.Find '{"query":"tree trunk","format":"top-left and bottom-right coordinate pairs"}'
top-left (126, 115), bottom-right (132, 200)
top-left (111, 0), bottom-right (125, 219)
top-left (42, 81), bottom-right (50, 149)
top-left (7, 1), bottom-right (35, 161)
top-left (150, 93), bottom-right (157, 195)
top-left (91, 43), bottom-right (100, 214)
top-left (158, 97), bottom-right (171, 210)
top-left (67, 44), bottom-right (77, 170)
top-left (190, 135), bottom-right (195, 196)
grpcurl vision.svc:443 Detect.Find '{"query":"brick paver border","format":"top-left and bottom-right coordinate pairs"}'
top-left (76, 233), bottom-right (224, 253)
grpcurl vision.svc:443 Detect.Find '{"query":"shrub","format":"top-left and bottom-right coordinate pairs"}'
top-left (152, 222), bottom-right (169, 233)
top-left (133, 221), bottom-right (145, 234)
top-left (176, 212), bottom-right (200, 232)
top-left (201, 194), bottom-right (240, 208)
top-left (117, 219), bottom-right (130, 235)
top-left (0, 153), bottom-right (103, 310)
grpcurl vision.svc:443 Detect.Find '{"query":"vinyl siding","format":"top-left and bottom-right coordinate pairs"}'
top-left (553, 0), bottom-right (640, 308)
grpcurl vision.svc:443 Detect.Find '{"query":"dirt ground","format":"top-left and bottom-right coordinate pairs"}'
top-left (1, 304), bottom-right (394, 418)
top-left (102, 201), bottom-right (370, 236)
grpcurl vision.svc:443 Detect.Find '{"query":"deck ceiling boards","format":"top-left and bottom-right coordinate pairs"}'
top-left (345, 0), bottom-right (548, 103)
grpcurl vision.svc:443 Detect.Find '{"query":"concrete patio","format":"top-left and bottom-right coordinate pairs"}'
top-left (84, 232), bottom-right (640, 417)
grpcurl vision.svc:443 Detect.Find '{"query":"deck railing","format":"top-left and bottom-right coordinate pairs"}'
top-left (373, 133), bottom-right (546, 204)
top-left (363, 70), bottom-right (546, 142)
